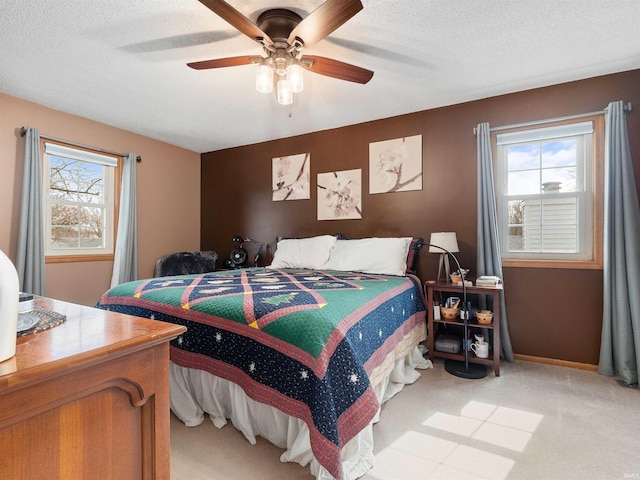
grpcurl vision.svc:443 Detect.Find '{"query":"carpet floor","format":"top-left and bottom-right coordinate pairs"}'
top-left (170, 358), bottom-right (639, 480)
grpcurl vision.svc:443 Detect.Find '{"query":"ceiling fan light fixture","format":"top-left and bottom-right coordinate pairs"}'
top-left (286, 61), bottom-right (304, 93)
top-left (256, 61), bottom-right (274, 94)
top-left (276, 77), bottom-right (293, 105)
top-left (189, 2), bottom-right (373, 106)
top-left (271, 50), bottom-right (289, 77)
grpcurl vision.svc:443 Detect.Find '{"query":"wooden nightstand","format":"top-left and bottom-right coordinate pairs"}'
top-left (425, 281), bottom-right (503, 376)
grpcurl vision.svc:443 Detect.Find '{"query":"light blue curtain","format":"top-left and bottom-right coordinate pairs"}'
top-left (476, 122), bottom-right (514, 362)
top-left (598, 101), bottom-right (640, 386)
top-left (16, 127), bottom-right (45, 296)
top-left (110, 153), bottom-right (138, 287)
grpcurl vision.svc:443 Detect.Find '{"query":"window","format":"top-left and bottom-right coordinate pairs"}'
top-left (496, 120), bottom-right (602, 268)
top-left (43, 141), bottom-right (121, 261)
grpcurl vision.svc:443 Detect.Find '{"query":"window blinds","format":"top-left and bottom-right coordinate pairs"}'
top-left (496, 121), bottom-right (593, 145)
top-left (44, 142), bottom-right (118, 167)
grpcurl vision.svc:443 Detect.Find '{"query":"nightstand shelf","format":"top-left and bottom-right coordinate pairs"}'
top-left (425, 282), bottom-right (502, 376)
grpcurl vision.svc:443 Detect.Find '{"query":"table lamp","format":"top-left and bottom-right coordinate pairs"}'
top-left (429, 232), bottom-right (459, 283)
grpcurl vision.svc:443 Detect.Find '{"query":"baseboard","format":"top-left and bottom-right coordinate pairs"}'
top-left (514, 353), bottom-right (598, 372)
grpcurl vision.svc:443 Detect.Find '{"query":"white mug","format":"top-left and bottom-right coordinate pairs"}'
top-left (471, 341), bottom-right (489, 358)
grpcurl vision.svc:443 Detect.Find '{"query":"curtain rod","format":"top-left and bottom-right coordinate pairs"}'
top-left (473, 101), bottom-right (633, 135)
top-left (20, 126), bottom-right (142, 163)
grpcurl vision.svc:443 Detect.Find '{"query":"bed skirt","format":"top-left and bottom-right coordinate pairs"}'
top-left (170, 323), bottom-right (431, 480)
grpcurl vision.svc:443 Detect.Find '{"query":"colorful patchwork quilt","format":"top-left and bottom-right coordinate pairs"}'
top-left (96, 267), bottom-right (426, 479)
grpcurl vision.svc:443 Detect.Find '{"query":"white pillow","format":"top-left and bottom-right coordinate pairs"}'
top-left (323, 237), bottom-right (413, 276)
top-left (268, 235), bottom-right (338, 269)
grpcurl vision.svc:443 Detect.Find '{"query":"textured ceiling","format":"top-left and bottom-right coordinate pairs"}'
top-left (1, 0), bottom-right (639, 153)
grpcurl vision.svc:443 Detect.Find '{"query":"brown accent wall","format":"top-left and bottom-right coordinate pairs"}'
top-left (201, 69), bottom-right (640, 365)
top-left (1, 93), bottom-right (201, 306)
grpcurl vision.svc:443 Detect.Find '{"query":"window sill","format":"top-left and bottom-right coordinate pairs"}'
top-left (502, 258), bottom-right (602, 270)
top-left (46, 254), bottom-right (114, 264)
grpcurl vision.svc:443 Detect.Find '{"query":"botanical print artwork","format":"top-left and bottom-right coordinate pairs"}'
top-left (369, 135), bottom-right (423, 193)
top-left (272, 153), bottom-right (310, 201)
top-left (317, 169), bottom-right (362, 220)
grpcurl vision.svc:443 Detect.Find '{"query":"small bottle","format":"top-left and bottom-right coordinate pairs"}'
top-left (19, 292), bottom-right (34, 313)
top-left (0, 249), bottom-right (20, 362)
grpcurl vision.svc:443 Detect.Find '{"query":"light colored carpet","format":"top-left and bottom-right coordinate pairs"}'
top-left (170, 359), bottom-right (640, 480)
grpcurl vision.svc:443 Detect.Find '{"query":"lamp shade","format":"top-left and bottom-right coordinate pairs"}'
top-left (429, 232), bottom-right (459, 254)
top-left (276, 77), bottom-right (293, 105)
top-left (286, 62), bottom-right (304, 93)
top-left (256, 63), bottom-right (274, 94)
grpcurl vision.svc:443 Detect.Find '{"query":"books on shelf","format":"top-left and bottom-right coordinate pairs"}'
top-left (475, 275), bottom-right (501, 287)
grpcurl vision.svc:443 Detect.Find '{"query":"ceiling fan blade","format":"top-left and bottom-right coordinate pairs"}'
top-left (287, 0), bottom-right (363, 47)
top-left (187, 55), bottom-right (259, 70)
top-left (302, 56), bottom-right (373, 84)
top-left (198, 0), bottom-right (272, 45)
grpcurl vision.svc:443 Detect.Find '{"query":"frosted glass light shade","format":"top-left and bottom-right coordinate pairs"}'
top-left (429, 232), bottom-right (459, 253)
top-left (256, 64), bottom-right (273, 94)
top-left (286, 63), bottom-right (304, 93)
top-left (276, 77), bottom-right (293, 105)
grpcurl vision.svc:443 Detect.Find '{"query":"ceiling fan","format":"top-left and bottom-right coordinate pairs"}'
top-left (187, 0), bottom-right (374, 105)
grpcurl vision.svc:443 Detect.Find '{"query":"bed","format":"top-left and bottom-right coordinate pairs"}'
top-left (96, 236), bottom-right (431, 480)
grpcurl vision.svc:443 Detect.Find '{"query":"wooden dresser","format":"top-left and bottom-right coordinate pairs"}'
top-left (0, 296), bottom-right (186, 479)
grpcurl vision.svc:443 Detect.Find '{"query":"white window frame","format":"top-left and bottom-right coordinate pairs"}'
top-left (496, 121), bottom-right (596, 264)
top-left (43, 141), bottom-right (119, 259)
